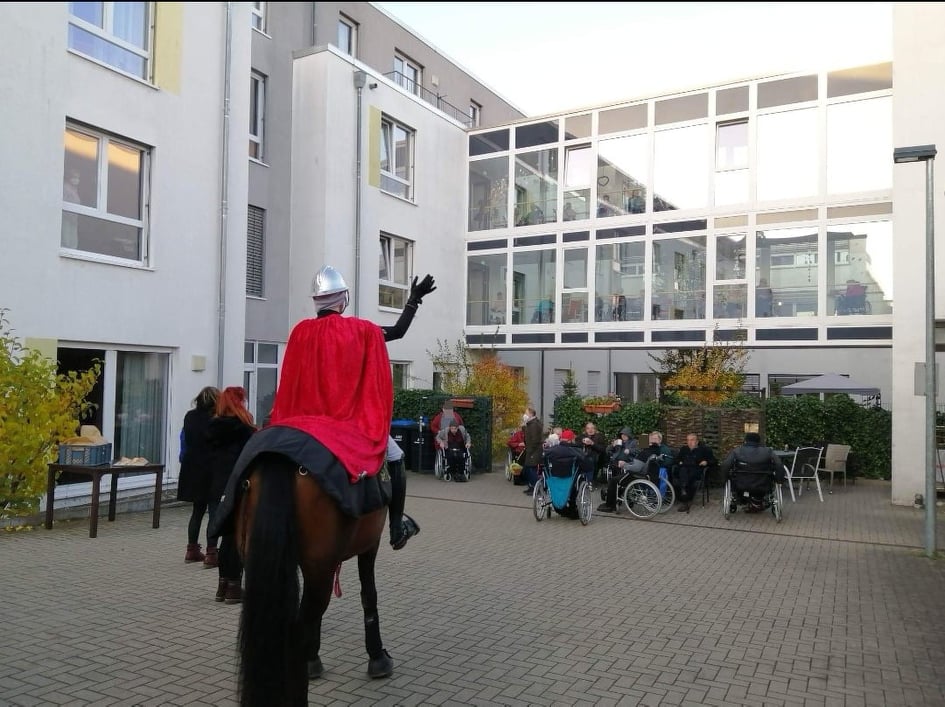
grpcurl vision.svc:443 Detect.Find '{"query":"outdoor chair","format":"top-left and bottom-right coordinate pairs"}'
top-left (788, 446), bottom-right (825, 502)
top-left (821, 444), bottom-right (851, 493)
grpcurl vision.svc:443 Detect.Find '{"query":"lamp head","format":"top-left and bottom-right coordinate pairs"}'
top-left (893, 145), bottom-right (937, 163)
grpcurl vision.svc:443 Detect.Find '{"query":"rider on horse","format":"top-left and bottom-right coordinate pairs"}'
top-left (270, 264), bottom-right (435, 550)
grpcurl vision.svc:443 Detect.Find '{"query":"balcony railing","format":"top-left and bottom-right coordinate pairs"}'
top-left (384, 71), bottom-right (474, 127)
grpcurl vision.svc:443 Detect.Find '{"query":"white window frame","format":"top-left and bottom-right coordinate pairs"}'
top-left (243, 341), bottom-right (280, 425)
top-left (379, 233), bottom-right (414, 310)
top-left (380, 116), bottom-right (415, 201)
top-left (67, 1), bottom-right (153, 80)
top-left (391, 361), bottom-right (410, 391)
top-left (62, 122), bottom-right (151, 265)
top-left (337, 14), bottom-right (358, 56)
top-left (251, 2), bottom-right (268, 33)
top-left (393, 53), bottom-right (421, 95)
top-left (250, 71), bottom-right (266, 162)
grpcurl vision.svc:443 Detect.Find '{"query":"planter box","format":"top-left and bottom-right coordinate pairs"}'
top-left (450, 398), bottom-right (475, 409)
top-left (583, 403), bottom-right (621, 414)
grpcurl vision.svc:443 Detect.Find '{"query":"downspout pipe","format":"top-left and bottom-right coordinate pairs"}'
top-left (216, 2), bottom-right (233, 388)
top-left (353, 70), bottom-right (367, 315)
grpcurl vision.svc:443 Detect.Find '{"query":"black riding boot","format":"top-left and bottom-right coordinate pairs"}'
top-left (387, 458), bottom-right (420, 550)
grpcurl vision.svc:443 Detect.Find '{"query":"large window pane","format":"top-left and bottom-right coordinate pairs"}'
top-left (715, 233), bottom-right (746, 280)
top-left (597, 134), bottom-right (648, 218)
top-left (107, 141), bottom-right (141, 219)
top-left (512, 249), bottom-right (556, 324)
top-left (514, 148), bottom-right (557, 226)
top-left (595, 242), bottom-right (645, 321)
top-left (755, 226), bottom-right (819, 317)
top-left (826, 97), bottom-right (892, 194)
top-left (654, 125), bottom-right (709, 211)
top-left (757, 108), bottom-right (817, 201)
top-left (64, 128), bottom-right (100, 208)
top-left (714, 283), bottom-right (747, 319)
top-left (114, 351), bottom-right (167, 463)
top-left (564, 145), bottom-right (592, 187)
top-left (467, 253), bottom-right (507, 325)
top-left (827, 221), bottom-right (892, 315)
top-left (469, 156), bottom-right (508, 230)
top-left (652, 237), bottom-right (707, 320)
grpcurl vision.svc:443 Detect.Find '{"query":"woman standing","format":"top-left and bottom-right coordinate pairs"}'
top-left (177, 386), bottom-right (219, 564)
top-left (206, 386), bottom-right (257, 604)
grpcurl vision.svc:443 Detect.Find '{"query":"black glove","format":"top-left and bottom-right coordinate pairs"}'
top-left (408, 274), bottom-right (437, 305)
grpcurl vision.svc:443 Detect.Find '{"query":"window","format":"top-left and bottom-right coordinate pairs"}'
top-left (244, 342), bottom-right (279, 425)
top-left (68, 1), bottom-right (151, 79)
top-left (379, 234), bottom-right (413, 309)
top-left (251, 2), bottom-right (267, 32)
top-left (391, 362), bottom-right (409, 391)
top-left (380, 116), bottom-right (415, 200)
top-left (337, 15), bottom-right (357, 56)
top-left (246, 205), bottom-right (265, 297)
top-left (468, 101), bottom-right (481, 128)
top-left (614, 372), bottom-right (659, 403)
top-left (393, 53), bottom-right (421, 95)
top-left (62, 122), bottom-right (150, 262)
top-left (249, 71), bottom-right (266, 161)
top-left (715, 120), bottom-right (748, 205)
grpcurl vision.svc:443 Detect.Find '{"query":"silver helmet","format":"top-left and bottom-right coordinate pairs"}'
top-left (311, 265), bottom-right (348, 297)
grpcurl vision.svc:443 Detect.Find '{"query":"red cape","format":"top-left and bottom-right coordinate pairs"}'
top-left (268, 314), bottom-right (393, 482)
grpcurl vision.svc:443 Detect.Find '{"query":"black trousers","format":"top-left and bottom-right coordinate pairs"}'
top-left (388, 458), bottom-right (406, 533)
top-left (675, 465), bottom-right (700, 503)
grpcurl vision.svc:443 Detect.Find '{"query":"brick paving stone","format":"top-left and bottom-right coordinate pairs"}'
top-left (2, 472), bottom-right (945, 706)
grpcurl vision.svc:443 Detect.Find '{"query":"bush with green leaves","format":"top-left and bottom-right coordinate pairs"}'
top-left (1, 309), bottom-right (101, 520)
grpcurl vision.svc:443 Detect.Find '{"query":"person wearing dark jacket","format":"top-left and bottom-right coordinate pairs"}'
top-left (521, 407), bottom-right (544, 494)
top-left (719, 432), bottom-right (783, 513)
top-left (207, 386), bottom-right (257, 604)
top-left (177, 386), bottom-right (219, 565)
top-left (674, 433), bottom-right (716, 513)
top-left (579, 422), bottom-right (609, 484)
top-left (599, 430), bottom-right (673, 513)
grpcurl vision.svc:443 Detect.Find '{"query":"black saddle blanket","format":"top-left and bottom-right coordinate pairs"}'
top-left (208, 425), bottom-right (391, 538)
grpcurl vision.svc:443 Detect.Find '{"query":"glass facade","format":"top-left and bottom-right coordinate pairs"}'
top-left (465, 63), bottom-right (893, 347)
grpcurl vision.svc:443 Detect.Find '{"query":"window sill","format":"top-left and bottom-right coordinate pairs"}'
top-left (67, 49), bottom-right (158, 89)
top-left (379, 189), bottom-right (416, 206)
top-left (251, 27), bottom-right (272, 40)
top-left (249, 157), bottom-right (270, 168)
top-left (60, 249), bottom-right (153, 270)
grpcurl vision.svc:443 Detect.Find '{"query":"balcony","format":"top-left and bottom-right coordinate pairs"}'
top-left (384, 71), bottom-right (475, 127)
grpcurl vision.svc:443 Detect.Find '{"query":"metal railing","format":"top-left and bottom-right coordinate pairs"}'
top-left (383, 71), bottom-right (474, 127)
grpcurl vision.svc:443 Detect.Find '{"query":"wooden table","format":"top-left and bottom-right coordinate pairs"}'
top-left (45, 463), bottom-right (164, 538)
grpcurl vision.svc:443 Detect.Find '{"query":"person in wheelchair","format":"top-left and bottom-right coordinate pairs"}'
top-left (719, 432), bottom-right (784, 513)
top-left (598, 429), bottom-right (672, 513)
top-left (435, 421), bottom-right (471, 482)
top-left (542, 433), bottom-right (586, 518)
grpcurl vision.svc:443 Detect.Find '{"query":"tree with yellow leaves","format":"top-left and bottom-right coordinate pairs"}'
top-left (649, 335), bottom-right (749, 405)
top-left (1, 309), bottom-right (101, 520)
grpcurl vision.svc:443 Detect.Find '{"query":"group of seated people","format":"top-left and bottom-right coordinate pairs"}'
top-left (507, 420), bottom-right (790, 516)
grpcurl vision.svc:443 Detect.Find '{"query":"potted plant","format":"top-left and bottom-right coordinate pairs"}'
top-left (582, 393), bottom-right (622, 414)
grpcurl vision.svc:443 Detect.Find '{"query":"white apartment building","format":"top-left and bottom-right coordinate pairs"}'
top-left (0, 3), bottom-right (941, 509)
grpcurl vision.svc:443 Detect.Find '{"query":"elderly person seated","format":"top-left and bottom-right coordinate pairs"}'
top-left (435, 421), bottom-right (472, 482)
top-left (673, 433), bottom-right (716, 513)
top-left (598, 430), bottom-right (673, 513)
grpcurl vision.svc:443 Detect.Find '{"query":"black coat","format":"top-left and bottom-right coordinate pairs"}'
top-left (207, 415), bottom-right (256, 501)
top-left (177, 407), bottom-right (215, 502)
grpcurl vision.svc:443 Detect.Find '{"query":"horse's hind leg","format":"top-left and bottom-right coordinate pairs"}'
top-left (359, 549), bottom-right (393, 678)
top-left (299, 577), bottom-right (332, 680)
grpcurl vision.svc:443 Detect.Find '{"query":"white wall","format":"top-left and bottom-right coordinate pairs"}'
top-left (891, 3), bottom-right (945, 505)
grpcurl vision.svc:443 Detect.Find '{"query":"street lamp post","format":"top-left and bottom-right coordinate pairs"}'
top-left (893, 144), bottom-right (937, 558)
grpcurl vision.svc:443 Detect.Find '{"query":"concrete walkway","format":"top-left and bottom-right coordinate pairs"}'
top-left (2, 469), bottom-right (944, 706)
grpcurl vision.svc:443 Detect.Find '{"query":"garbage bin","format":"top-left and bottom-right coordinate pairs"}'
top-left (390, 420), bottom-right (414, 468)
top-left (411, 428), bottom-right (435, 473)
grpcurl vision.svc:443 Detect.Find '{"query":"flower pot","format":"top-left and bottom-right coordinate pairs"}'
top-left (583, 403), bottom-right (621, 414)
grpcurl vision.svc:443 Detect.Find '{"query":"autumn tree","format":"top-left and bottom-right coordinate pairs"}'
top-left (429, 339), bottom-right (528, 459)
top-left (649, 335), bottom-right (749, 405)
top-left (0, 309), bottom-right (101, 520)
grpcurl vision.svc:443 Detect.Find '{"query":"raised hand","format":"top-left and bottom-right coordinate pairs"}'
top-left (409, 274), bottom-right (437, 304)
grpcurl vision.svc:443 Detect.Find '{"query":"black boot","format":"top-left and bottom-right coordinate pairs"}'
top-left (391, 514), bottom-right (420, 550)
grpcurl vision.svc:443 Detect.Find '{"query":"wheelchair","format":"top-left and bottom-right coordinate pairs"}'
top-left (434, 445), bottom-right (471, 482)
top-left (532, 455), bottom-right (593, 526)
top-left (722, 463), bottom-right (784, 522)
top-left (599, 462), bottom-right (663, 519)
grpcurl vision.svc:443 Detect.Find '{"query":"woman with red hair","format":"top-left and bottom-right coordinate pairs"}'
top-left (206, 386), bottom-right (257, 604)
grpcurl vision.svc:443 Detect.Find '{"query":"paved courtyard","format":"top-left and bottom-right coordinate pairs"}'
top-left (2, 470), bottom-right (944, 706)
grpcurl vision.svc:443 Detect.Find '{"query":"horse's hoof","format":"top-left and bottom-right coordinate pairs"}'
top-left (308, 657), bottom-right (324, 680)
top-left (367, 650), bottom-right (393, 679)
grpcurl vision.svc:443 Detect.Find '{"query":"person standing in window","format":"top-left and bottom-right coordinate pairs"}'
top-left (563, 201), bottom-right (577, 221)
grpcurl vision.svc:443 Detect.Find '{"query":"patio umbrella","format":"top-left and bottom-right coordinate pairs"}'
top-left (780, 373), bottom-right (880, 396)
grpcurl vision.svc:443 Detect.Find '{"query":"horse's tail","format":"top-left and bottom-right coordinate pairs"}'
top-left (238, 455), bottom-right (304, 706)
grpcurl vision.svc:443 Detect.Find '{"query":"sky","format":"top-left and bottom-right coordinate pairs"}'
top-left (372, 2), bottom-right (893, 116)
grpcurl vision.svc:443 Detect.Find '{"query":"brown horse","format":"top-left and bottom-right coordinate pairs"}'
top-left (233, 452), bottom-right (392, 706)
